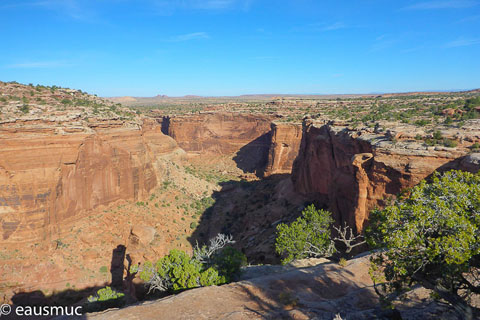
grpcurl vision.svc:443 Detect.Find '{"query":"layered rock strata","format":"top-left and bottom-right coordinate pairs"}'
top-left (264, 122), bottom-right (302, 176)
top-left (0, 121), bottom-right (182, 242)
top-left (292, 120), bottom-right (480, 232)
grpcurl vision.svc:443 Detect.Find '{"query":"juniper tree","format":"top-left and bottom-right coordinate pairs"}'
top-left (367, 170), bottom-right (480, 319)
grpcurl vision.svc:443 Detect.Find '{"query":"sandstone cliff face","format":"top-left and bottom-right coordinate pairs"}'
top-left (264, 122), bottom-right (302, 176)
top-left (292, 121), bottom-right (480, 232)
top-left (0, 122), bottom-right (181, 242)
top-left (165, 113), bottom-right (275, 174)
top-left (166, 112), bottom-right (272, 154)
top-left (164, 113), bottom-right (303, 176)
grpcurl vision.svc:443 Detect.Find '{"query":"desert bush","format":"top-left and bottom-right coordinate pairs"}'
top-left (442, 138), bottom-right (457, 148)
top-left (19, 104), bottom-right (30, 113)
top-left (444, 116), bottom-right (453, 125)
top-left (210, 246), bottom-right (247, 282)
top-left (433, 130), bottom-right (443, 140)
top-left (366, 170), bottom-right (480, 319)
top-left (470, 142), bottom-right (480, 151)
top-left (138, 250), bottom-right (225, 293)
top-left (275, 205), bottom-right (334, 264)
top-left (85, 286), bottom-right (125, 312)
top-left (136, 234), bottom-right (245, 293)
top-left (414, 119), bottom-right (430, 126)
top-left (275, 205), bottom-right (366, 264)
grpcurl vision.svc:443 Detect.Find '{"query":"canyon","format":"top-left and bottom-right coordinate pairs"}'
top-left (1, 82), bottom-right (480, 316)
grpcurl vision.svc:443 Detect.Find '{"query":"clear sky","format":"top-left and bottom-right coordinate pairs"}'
top-left (1, 0), bottom-right (479, 97)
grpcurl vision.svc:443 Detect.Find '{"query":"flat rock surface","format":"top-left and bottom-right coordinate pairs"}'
top-left (68, 255), bottom-right (456, 320)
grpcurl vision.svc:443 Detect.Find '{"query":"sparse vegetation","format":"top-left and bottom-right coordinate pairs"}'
top-left (275, 205), bottom-right (334, 264)
top-left (367, 170), bottom-right (480, 319)
top-left (135, 234), bottom-right (246, 293)
top-left (85, 286), bottom-right (125, 312)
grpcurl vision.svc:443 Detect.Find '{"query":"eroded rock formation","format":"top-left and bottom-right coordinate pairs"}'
top-left (292, 120), bottom-right (480, 232)
top-left (0, 121), bottom-right (182, 242)
top-left (264, 122), bottom-right (302, 176)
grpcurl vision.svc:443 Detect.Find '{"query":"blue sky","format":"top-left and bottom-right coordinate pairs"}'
top-left (0, 0), bottom-right (479, 96)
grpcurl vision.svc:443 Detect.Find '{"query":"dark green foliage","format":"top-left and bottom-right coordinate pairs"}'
top-left (19, 104), bottom-right (30, 113)
top-left (211, 247), bottom-right (247, 282)
top-left (442, 138), bottom-right (457, 148)
top-left (414, 119), bottom-right (430, 126)
top-left (275, 205), bottom-right (334, 264)
top-left (138, 249), bottom-right (226, 293)
top-left (464, 97), bottom-right (480, 112)
top-left (367, 170), bottom-right (480, 317)
top-left (85, 286), bottom-right (125, 312)
top-left (432, 130), bottom-right (443, 140)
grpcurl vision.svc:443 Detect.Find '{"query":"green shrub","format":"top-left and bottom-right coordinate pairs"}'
top-left (19, 104), bottom-right (30, 113)
top-left (99, 266), bottom-right (108, 273)
top-left (88, 286), bottom-right (124, 302)
top-left (414, 119), bottom-right (429, 126)
top-left (470, 142), bottom-right (480, 151)
top-left (137, 234), bottom-right (245, 293)
top-left (190, 222), bottom-right (197, 229)
top-left (275, 205), bottom-right (334, 264)
top-left (138, 249), bottom-right (225, 293)
top-left (432, 130), bottom-right (443, 140)
top-left (211, 246), bottom-right (247, 282)
top-left (367, 170), bottom-right (480, 317)
top-left (85, 286), bottom-right (125, 312)
top-left (442, 138), bottom-right (457, 148)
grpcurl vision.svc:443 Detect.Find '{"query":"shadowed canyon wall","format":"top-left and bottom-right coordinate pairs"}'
top-left (0, 122), bottom-right (182, 242)
top-left (292, 120), bottom-right (480, 233)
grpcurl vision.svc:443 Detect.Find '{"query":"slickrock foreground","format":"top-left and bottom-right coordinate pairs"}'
top-left (68, 255), bottom-right (456, 320)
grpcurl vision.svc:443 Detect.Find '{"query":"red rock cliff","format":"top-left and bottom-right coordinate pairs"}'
top-left (292, 120), bottom-right (480, 232)
top-left (165, 112), bottom-right (274, 174)
top-left (264, 122), bottom-right (302, 176)
top-left (166, 112), bottom-right (273, 154)
top-left (0, 122), bottom-right (181, 242)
